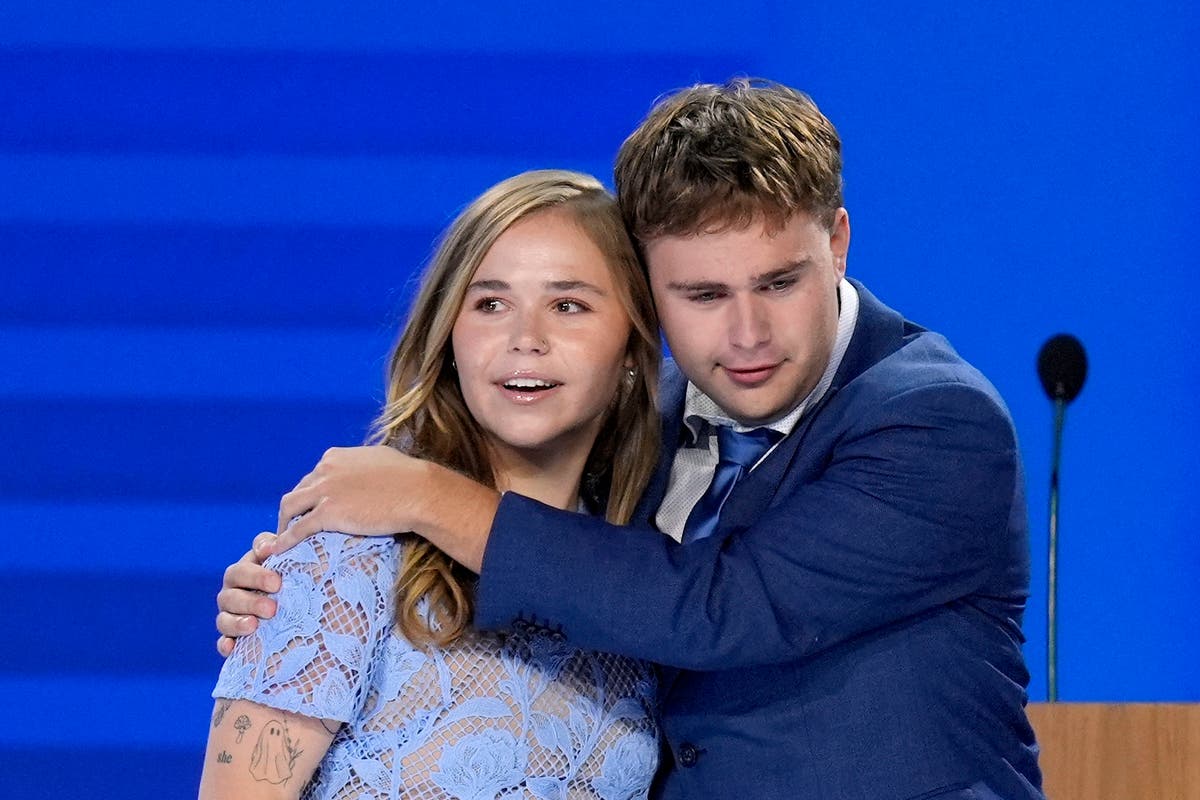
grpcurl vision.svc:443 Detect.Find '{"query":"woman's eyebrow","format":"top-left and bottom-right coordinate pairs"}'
top-left (545, 279), bottom-right (607, 295)
top-left (466, 278), bottom-right (608, 294)
top-left (465, 279), bottom-right (510, 292)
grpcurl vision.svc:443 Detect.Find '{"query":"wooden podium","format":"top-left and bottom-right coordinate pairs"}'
top-left (1026, 703), bottom-right (1200, 799)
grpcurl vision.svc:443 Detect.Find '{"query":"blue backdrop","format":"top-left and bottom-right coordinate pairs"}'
top-left (2, 2), bottom-right (1197, 797)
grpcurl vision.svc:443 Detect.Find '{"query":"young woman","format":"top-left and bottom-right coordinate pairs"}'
top-left (199, 170), bottom-right (662, 800)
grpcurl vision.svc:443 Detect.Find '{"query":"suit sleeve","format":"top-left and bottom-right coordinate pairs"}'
top-left (474, 379), bottom-right (1019, 670)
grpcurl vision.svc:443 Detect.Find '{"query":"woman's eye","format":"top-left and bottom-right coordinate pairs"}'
top-left (555, 300), bottom-right (587, 313)
top-left (477, 298), bottom-right (504, 312)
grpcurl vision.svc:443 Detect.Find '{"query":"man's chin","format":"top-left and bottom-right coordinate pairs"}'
top-left (711, 393), bottom-right (793, 428)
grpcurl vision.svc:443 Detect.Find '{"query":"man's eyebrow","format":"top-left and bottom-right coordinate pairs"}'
top-left (751, 260), bottom-right (809, 284)
top-left (665, 260), bottom-right (811, 293)
top-left (665, 279), bottom-right (731, 293)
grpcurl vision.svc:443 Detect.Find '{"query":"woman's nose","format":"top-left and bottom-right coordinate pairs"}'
top-left (509, 312), bottom-right (549, 353)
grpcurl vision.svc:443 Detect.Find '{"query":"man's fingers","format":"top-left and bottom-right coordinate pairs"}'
top-left (267, 507), bottom-right (324, 556)
top-left (275, 447), bottom-right (352, 532)
top-left (216, 584), bottom-right (278, 618)
top-left (293, 468), bottom-right (321, 490)
top-left (223, 557), bottom-right (282, 595)
top-left (252, 531), bottom-right (277, 561)
top-left (216, 636), bottom-right (235, 657)
top-left (215, 609), bottom-right (265, 638)
top-left (278, 484), bottom-right (317, 534)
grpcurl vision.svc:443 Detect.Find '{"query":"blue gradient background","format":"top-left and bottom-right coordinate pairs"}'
top-left (2, 2), bottom-right (1197, 796)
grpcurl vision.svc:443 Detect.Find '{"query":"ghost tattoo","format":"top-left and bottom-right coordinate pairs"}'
top-left (249, 718), bottom-right (302, 785)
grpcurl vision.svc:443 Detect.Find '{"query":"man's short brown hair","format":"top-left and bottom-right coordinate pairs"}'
top-left (614, 78), bottom-right (843, 240)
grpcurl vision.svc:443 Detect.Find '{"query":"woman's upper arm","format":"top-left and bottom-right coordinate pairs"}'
top-left (198, 698), bottom-right (337, 800)
top-left (214, 533), bottom-right (394, 722)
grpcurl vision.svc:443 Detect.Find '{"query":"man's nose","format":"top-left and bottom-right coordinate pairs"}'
top-left (728, 294), bottom-right (770, 349)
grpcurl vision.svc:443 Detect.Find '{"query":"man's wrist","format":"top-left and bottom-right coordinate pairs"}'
top-left (415, 462), bottom-right (498, 572)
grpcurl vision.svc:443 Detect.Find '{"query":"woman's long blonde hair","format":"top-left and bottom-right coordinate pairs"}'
top-left (369, 170), bottom-right (661, 648)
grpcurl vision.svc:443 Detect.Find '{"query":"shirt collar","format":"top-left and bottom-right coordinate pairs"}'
top-left (682, 278), bottom-right (860, 443)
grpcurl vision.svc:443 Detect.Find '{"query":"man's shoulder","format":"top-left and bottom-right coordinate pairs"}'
top-left (881, 330), bottom-right (1005, 405)
top-left (815, 332), bottom-right (1019, 470)
top-left (845, 283), bottom-right (1007, 412)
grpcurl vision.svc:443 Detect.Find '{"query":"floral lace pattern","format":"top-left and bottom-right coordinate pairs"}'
top-left (214, 532), bottom-right (658, 799)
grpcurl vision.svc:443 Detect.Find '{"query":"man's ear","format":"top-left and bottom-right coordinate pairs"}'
top-left (831, 208), bottom-right (850, 276)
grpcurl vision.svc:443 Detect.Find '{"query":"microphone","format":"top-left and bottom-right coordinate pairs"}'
top-left (1038, 334), bottom-right (1088, 403)
top-left (1036, 334), bottom-right (1087, 702)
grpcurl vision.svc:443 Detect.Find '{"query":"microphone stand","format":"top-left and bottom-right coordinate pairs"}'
top-left (1038, 332), bottom-right (1085, 703)
top-left (1047, 395), bottom-right (1065, 702)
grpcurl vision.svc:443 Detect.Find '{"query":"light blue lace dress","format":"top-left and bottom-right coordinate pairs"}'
top-left (213, 531), bottom-right (659, 799)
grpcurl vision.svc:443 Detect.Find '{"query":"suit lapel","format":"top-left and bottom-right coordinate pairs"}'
top-left (633, 360), bottom-right (689, 526)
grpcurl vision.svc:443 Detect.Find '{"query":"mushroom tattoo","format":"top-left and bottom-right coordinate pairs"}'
top-left (234, 715), bottom-right (252, 743)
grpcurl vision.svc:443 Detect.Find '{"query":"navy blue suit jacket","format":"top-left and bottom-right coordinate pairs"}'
top-left (476, 281), bottom-right (1043, 799)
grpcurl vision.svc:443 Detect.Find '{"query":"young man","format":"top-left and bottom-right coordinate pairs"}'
top-left (218, 79), bottom-right (1043, 799)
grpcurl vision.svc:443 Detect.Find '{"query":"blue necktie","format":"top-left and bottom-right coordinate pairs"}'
top-left (682, 425), bottom-right (784, 544)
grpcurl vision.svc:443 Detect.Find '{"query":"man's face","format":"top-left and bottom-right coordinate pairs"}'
top-left (645, 209), bottom-right (849, 426)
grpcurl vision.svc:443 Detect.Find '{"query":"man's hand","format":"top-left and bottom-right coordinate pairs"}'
top-left (214, 445), bottom-right (502, 657)
top-left (214, 532), bottom-right (281, 657)
top-left (270, 445), bottom-right (501, 572)
top-left (269, 445), bottom-right (428, 554)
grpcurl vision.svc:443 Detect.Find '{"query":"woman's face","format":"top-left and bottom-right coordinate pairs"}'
top-left (451, 208), bottom-right (634, 467)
